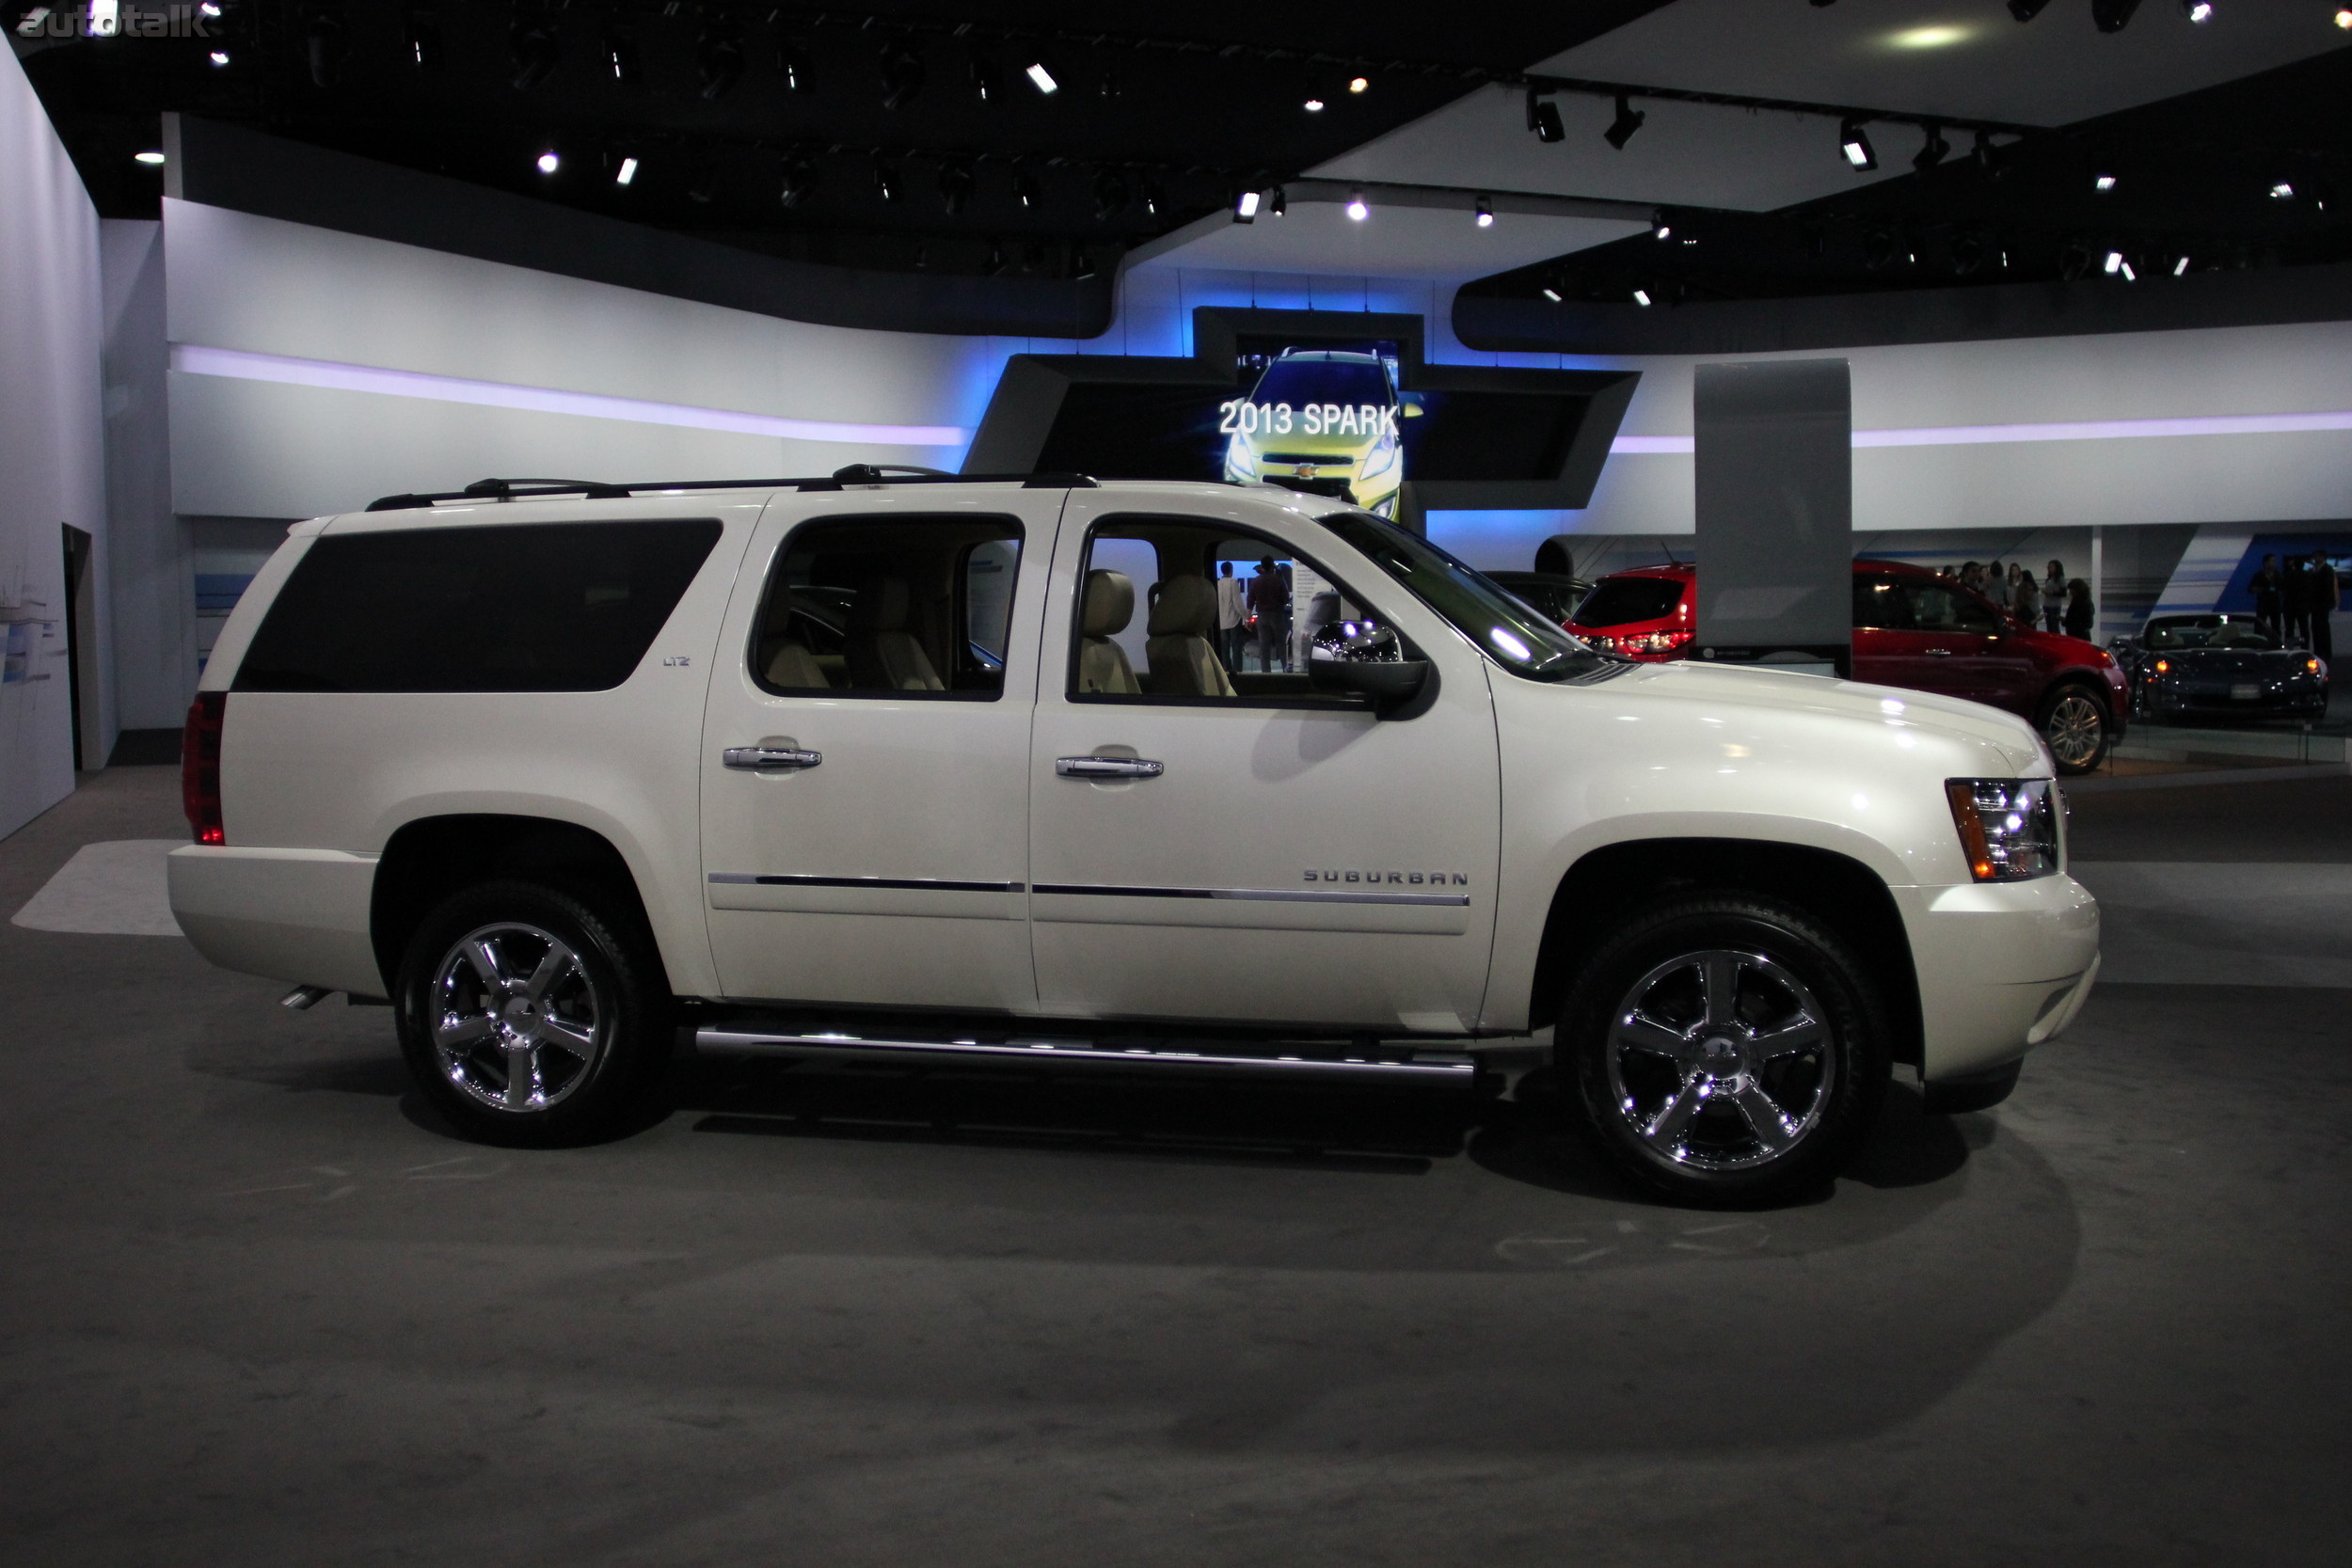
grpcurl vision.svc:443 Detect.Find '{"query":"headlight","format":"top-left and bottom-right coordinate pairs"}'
top-left (1946, 778), bottom-right (2060, 882)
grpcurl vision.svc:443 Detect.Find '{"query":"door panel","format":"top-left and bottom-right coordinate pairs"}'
top-left (1026, 498), bottom-right (1502, 1034)
top-left (699, 492), bottom-right (1059, 1011)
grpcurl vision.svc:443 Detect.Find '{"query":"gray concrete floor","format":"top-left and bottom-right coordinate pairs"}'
top-left (2, 768), bottom-right (2346, 1565)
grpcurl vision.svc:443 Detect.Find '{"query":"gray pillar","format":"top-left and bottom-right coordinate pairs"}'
top-left (1692, 358), bottom-right (1852, 675)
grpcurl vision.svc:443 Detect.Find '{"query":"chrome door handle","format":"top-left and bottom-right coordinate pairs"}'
top-left (723, 746), bottom-right (822, 770)
top-left (1923, 647), bottom-right (1956, 657)
top-left (1056, 755), bottom-right (1165, 779)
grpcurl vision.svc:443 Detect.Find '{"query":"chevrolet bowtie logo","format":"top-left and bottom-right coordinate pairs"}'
top-left (1306, 870), bottom-right (1470, 886)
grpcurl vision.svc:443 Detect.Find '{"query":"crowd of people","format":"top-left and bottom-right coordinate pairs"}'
top-left (1215, 557), bottom-right (1295, 673)
top-left (2246, 551), bottom-right (2342, 664)
top-left (1940, 559), bottom-right (2095, 640)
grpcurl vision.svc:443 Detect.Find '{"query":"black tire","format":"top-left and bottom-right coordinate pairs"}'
top-left (2037, 681), bottom-right (2112, 775)
top-left (393, 879), bottom-right (671, 1147)
top-left (1557, 892), bottom-right (1891, 1207)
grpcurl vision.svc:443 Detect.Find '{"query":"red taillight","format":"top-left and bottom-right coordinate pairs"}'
top-left (182, 691), bottom-right (226, 846)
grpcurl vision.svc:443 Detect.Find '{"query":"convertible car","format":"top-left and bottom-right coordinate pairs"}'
top-left (2111, 614), bottom-right (2328, 722)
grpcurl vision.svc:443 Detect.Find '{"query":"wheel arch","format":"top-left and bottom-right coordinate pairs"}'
top-left (371, 815), bottom-right (672, 997)
top-left (1527, 837), bottom-right (1924, 1069)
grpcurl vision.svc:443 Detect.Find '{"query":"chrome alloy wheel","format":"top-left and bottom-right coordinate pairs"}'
top-left (1603, 949), bottom-right (1836, 1174)
top-left (429, 923), bottom-right (607, 1113)
top-left (2042, 690), bottom-right (2107, 770)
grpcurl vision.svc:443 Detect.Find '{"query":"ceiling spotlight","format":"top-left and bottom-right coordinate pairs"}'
top-left (1604, 93), bottom-right (1646, 150)
top-left (1527, 88), bottom-right (1565, 144)
top-left (613, 156), bottom-right (638, 187)
top-left (1651, 209), bottom-right (1671, 240)
top-left (2338, 8), bottom-right (2352, 27)
top-left (1349, 76), bottom-right (1370, 94)
top-left (1540, 286), bottom-right (1563, 302)
top-left (1268, 185), bottom-right (1287, 216)
top-left (2058, 242), bottom-right (2090, 279)
top-left (2103, 248), bottom-right (2123, 274)
top-left (873, 157), bottom-right (901, 204)
top-left (1914, 123), bottom-right (1950, 171)
top-left (938, 161), bottom-right (975, 214)
top-left (1475, 196), bottom-right (1494, 229)
top-left (1025, 61), bottom-right (1057, 94)
top-left (1233, 189), bottom-right (1261, 222)
top-left (2091, 0), bottom-right (2142, 30)
top-left (2008, 0), bottom-right (2053, 18)
top-left (2181, 1), bottom-right (2213, 20)
top-left (1863, 228), bottom-right (1897, 270)
top-left (1840, 119), bottom-right (1878, 171)
top-left (1345, 191), bottom-right (1369, 221)
top-left (970, 51), bottom-right (999, 103)
top-left (2270, 180), bottom-right (2296, 199)
top-left (402, 5), bottom-right (443, 72)
top-left (207, 48), bottom-right (230, 67)
top-left (779, 160), bottom-right (818, 209)
top-left (2173, 254), bottom-right (2191, 275)
top-left (1631, 288), bottom-right (1653, 307)
top-left (535, 150), bottom-right (560, 176)
top-left (2095, 171), bottom-right (2118, 192)
top-left (698, 28), bottom-right (746, 102)
top-left (509, 20), bottom-right (559, 91)
top-left (133, 150), bottom-right (165, 166)
top-left (1013, 167), bottom-right (1041, 210)
top-left (1305, 97), bottom-right (1326, 113)
top-left (880, 42), bottom-right (924, 110)
top-left (199, 1), bottom-right (220, 14)
top-left (778, 40), bottom-right (813, 94)
top-left (1951, 232), bottom-right (1986, 276)
top-left (603, 24), bottom-right (641, 85)
top-left (1140, 182), bottom-right (1163, 217)
top-left (1092, 168), bottom-right (1131, 220)
top-left (306, 8), bottom-right (350, 89)
top-left (1971, 129), bottom-right (2008, 178)
top-left (983, 243), bottom-right (1007, 277)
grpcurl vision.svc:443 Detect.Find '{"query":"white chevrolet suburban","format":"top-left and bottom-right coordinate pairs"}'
top-left (168, 470), bottom-right (2100, 1204)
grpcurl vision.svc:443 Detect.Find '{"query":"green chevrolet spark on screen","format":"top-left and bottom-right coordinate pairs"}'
top-left (1218, 349), bottom-right (1418, 516)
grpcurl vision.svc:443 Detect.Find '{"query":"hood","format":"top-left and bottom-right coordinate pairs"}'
top-left (1610, 658), bottom-right (2051, 774)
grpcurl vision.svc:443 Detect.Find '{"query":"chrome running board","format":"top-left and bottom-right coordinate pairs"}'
top-left (693, 1024), bottom-right (1479, 1086)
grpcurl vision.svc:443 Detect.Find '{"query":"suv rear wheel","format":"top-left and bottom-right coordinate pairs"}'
top-left (393, 879), bottom-right (670, 1147)
top-left (1558, 892), bottom-right (1890, 1206)
top-left (2037, 682), bottom-right (2111, 775)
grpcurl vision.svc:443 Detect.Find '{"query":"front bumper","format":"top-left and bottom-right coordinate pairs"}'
top-left (1894, 872), bottom-right (2101, 1082)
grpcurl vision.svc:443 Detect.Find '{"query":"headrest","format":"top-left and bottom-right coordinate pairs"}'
top-left (1149, 574), bottom-right (1217, 637)
top-left (847, 577), bottom-right (911, 634)
top-left (1081, 569), bottom-right (1134, 637)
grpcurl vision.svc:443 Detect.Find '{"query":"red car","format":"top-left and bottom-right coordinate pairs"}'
top-left (1565, 560), bottom-right (2129, 774)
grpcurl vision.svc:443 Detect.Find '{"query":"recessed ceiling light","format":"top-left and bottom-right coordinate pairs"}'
top-left (2181, 1), bottom-right (2214, 20)
top-left (1304, 97), bottom-right (1326, 112)
top-left (1541, 286), bottom-right (1563, 302)
top-left (536, 150), bottom-right (560, 175)
top-left (1889, 24), bottom-right (1973, 48)
top-left (2173, 255), bottom-right (2191, 275)
top-left (2270, 181), bottom-right (2296, 199)
top-left (133, 150), bottom-right (165, 166)
top-left (1840, 119), bottom-right (1878, 171)
top-left (1345, 192), bottom-right (1369, 221)
top-left (207, 49), bottom-right (230, 67)
top-left (2104, 250), bottom-right (2123, 274)
top-left (2337, 7), bottom-right (2351, 26)
top-left (1632, 288), bottom-right (1653, 307)
top-left (1232, 190), bottom-right (1261, 222)
top-left (1025, 62), bottom-right (1057, 94)
top-left (614, 157), bottom-right (638, 186)
top-left (1474, 197), bottom-right (1494, 228)
top-left (1348, 76), bottom-right (1369, 94)
top-left (2095, 172), bottom-right (2118, 192)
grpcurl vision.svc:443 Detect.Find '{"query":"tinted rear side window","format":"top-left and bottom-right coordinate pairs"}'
top-left (1574, 577), bottom-right (1687, 627)
top-left (234, 520), bottom-right (723, 692)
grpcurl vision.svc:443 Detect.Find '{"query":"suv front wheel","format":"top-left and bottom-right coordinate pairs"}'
top-left (1559, 893), bottom-right (1890, 1206)
top-left (393, 879), bottom-right (670, 1147)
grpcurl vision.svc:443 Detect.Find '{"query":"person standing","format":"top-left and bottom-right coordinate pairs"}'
top-left (2309, 551), bottom-right (2338, 666)
top-left (1247, 557), bottom-right (1291, 673)
top-left (1215, 560), bottom-right (1248, 673)
top-left (1985, 561), bottom-right (2010, 612)
top-left (2250, 553), bottom-right (2284, 641)
top-left (2064, 577), bottom-right (2094, 641)
top-left (2043, 561), bottom-right (2066, 633)
top-left (2283, 553), bottom-right (2314, 648)
top-left (2011, 563), bottom-right (2041, 630)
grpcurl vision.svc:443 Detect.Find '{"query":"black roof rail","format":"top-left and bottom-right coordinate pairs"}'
top-left (364, 465), bottom-right (1099, 512)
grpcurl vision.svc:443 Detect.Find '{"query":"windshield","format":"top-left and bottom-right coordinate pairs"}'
top-left (2144, 616), bottom-right (2281, 651)
top-left (1316, 511), bottom-right (1603, 682)
top-left (1252, 358), bottom-right (1391, 408)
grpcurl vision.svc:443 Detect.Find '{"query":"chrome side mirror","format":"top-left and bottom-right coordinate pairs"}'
top-left (1308, 623), bottom-right (1438, 719)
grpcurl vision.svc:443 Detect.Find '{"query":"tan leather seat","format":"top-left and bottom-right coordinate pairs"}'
top-left (1144, 574), bottom-right (1236, 698)
top-left (762, 639), bottom-right (830, 689)
top-left (844, 577), bottom-right (944, 691)
top-left (1076, 569), bottom-right (1140, 695)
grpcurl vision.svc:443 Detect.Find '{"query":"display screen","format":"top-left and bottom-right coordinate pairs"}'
top-left (1028, 335), bottom-right (1595, 519)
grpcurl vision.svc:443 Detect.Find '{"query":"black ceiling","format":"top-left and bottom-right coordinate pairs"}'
top-left (1460, 44), bottom-right (2352, 307)
top-left (9, 0), bottom-right (1672, 276)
